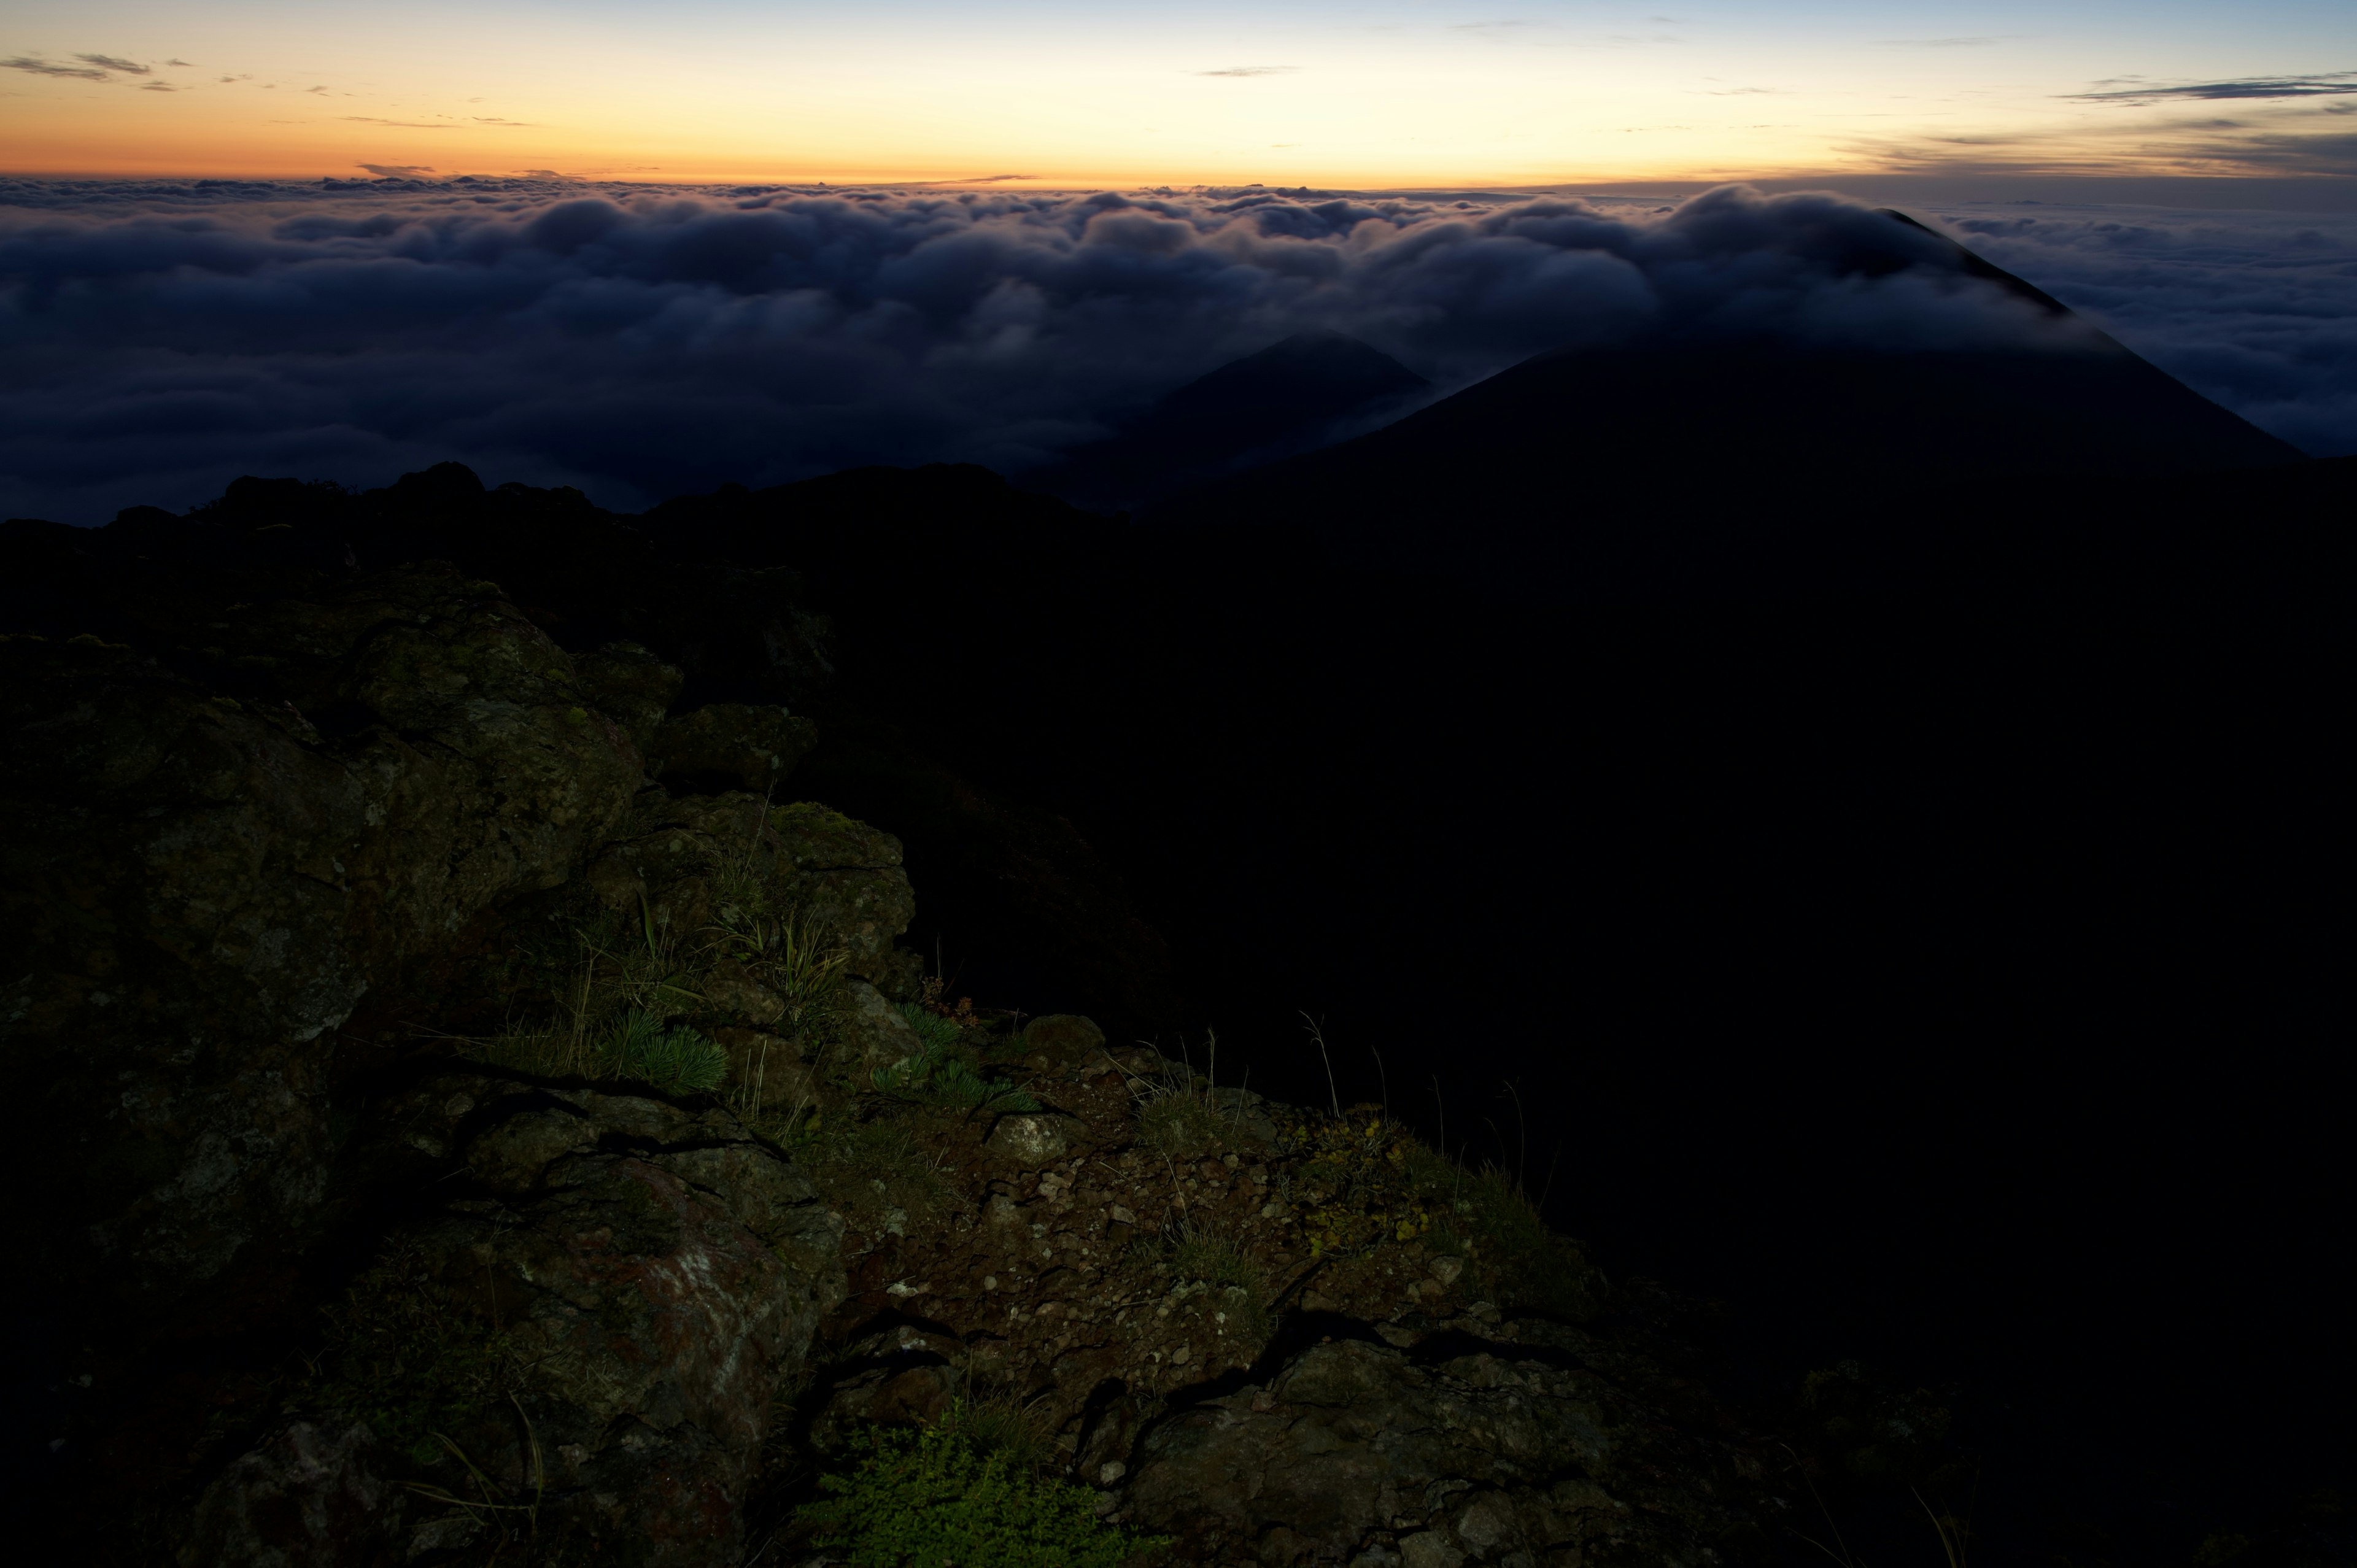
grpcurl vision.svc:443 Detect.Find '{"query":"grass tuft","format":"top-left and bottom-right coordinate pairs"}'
top-left (786, 1114), bottom-right (958, 1230)
top-left (1163, 1218), bottom-right (1272, 1345)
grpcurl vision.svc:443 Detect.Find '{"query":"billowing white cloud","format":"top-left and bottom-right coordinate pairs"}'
top-left (0, 177), bottom-right (2340, 522)
top-left (1936, 202), bottom-right (2357, 459)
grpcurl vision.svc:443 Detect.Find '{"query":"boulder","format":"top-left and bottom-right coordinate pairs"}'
top-left (183, 1419), bottom-right (406, 1567)
top-left (770, 801), bottom-right (919, 992)
top-left (256, 1073), bottom-right (846, 1567)
top-left (1022, 1013), bottom-right (1108, 1065)
top-left (832, 978), bottom-right (927, 1078)
top-left (1117, 1334), bottom-right (1759, 1566)
top-left (573, 639), bottom-right (684, 757)
top-left (0, 565), bottom-right (643, 1317)
top-left (580, 795), bottom-right (918, 998)
top-left (649, 701), bottom-right (818, 795)
top-left (985, 1112), bottom-right (1085, 1163)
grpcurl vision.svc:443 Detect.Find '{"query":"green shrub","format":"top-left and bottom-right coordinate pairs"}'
top-left (799, 1413), bottom-right (1164, 1568)
top-left (943, 1392), bottom-right (1051, 1479)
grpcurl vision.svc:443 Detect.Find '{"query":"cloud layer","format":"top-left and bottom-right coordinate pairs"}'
top-left (0, 177), bottom-right (2342, 522)
top-left (1933, 202), bottom-right (2357, 460)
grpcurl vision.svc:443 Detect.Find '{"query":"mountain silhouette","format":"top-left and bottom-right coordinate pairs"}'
top-left (1140, 214), bottom-right (2301, 591)
top-left (1034, 328), bottom-right (1431, 509)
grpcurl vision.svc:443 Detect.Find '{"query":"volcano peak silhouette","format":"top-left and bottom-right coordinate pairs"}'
top-left (1038, 328), bottom-right (1431, 509)
top-left (1134, 216), bottom-right (2300, 591)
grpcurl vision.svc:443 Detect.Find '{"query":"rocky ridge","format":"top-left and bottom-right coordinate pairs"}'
top-left (4, 476), bottom-right (1805, 1567)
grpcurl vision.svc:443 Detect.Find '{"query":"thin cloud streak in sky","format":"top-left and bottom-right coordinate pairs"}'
top-left (2, 56), bottom-right (112, 82)
top-left (2070, 73), bottom-right (2357, 104)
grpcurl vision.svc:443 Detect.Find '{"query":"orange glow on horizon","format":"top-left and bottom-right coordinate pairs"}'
top-left (4, 3), bottom-right (2353, 190)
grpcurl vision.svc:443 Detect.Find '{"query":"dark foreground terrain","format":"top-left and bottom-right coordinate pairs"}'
top-left (3, 421), bottom-right (2350, 1567)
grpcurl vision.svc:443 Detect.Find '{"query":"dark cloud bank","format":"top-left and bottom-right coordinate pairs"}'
top-left (2, 176), bottom-right (2351, 521)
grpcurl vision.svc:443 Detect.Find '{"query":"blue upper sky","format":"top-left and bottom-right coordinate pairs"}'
top-left (3, 1), bottom-right (2353, 185)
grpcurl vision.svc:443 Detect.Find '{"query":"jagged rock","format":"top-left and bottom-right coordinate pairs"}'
top-left (833, 978), bottom-right (926, 1078)
top-left (582, 794), bottom-right (919, 998)
top-left (183, 1419), bottom-right (404, 1567)
top-left (574, 639), bottom-right (684, 756)
top-left (1, 565), bottom-right (643, 1316)
top-left (296, 1073), bottom-right (847, 1566)
top-left (582, 787), bottom-right (768, 934)
top-left (1118, 1334), bottom-right (1757, 1566)
top-left (816, 1361), bottom-right (961, 1442)
top-left (768, 801), bottom-right (918, 991)
top-left (1210, 1085), bottom-right (1285, 1146)
top-left (703, 956), bottom-right (786, 1024)
top-left (649, 701), bottom-right (818, 794)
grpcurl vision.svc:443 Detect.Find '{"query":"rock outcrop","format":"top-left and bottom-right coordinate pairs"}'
top-left (0, 522), bottom-right (883, 1565)
top-left (188, 1078), bottom-right (845, 1566)
top-left (2, 474), bottom-right (1804, 1568)
top-left (650, 700), bottom-right (820, 795)
top-left (1120, 1327), bottom-right (1763, 1566)
top-left (770, 800), bottom-right (920, 994)
top-left (2, 564), bottom-right (644, 1318)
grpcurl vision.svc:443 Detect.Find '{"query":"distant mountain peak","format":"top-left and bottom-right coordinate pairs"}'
top-left (1155, 330), bottom-right (1430, 419)
top-left (1034, 331), bottom-right (1430, 509)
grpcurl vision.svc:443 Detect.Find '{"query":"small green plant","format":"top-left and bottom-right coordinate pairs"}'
top-left (308, 1242), bottom-right (516, 1465)
top-left (899, 1000), bottom-right (967, 1055)
top-left (940, 1389), bottom-right (1053, 1478)
top-left (1169, 1220), bottom-right (1255, 1292)
top-left (789, 1114), bottom-right (957, 1229)
top-left (1166, 1218), bottom-right (1271, 1345)
top-left (1137, 1091), bottom-right (1226, 1157)
top-left (872, 1014), bottom-right (1040, 1115)
top-left (1120, 1030), bottom-right (1250, 1158)
top-left (711, 897), bottom-right (850, 1040)
top-left (799, 1409), bottom-right (1165, 1568)
top-left (582, 1007), bottom-right (727, 1095)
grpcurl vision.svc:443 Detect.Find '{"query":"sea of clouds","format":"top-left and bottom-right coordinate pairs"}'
top-left (2, 177), bottom-right (2351, 522)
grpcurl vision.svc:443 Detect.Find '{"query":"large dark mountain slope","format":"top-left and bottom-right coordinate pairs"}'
top-left (1140, 214), bottom-right (2301, 593)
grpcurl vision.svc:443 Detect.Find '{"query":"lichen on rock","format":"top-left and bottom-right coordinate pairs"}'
top-left (3, 563), bottom-right (644, 1313)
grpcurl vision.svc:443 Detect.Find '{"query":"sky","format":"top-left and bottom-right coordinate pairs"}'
top-left (4, 6), bottom-right (2353, 523)
top-left (3, 2), bottom-right (2355, 188)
